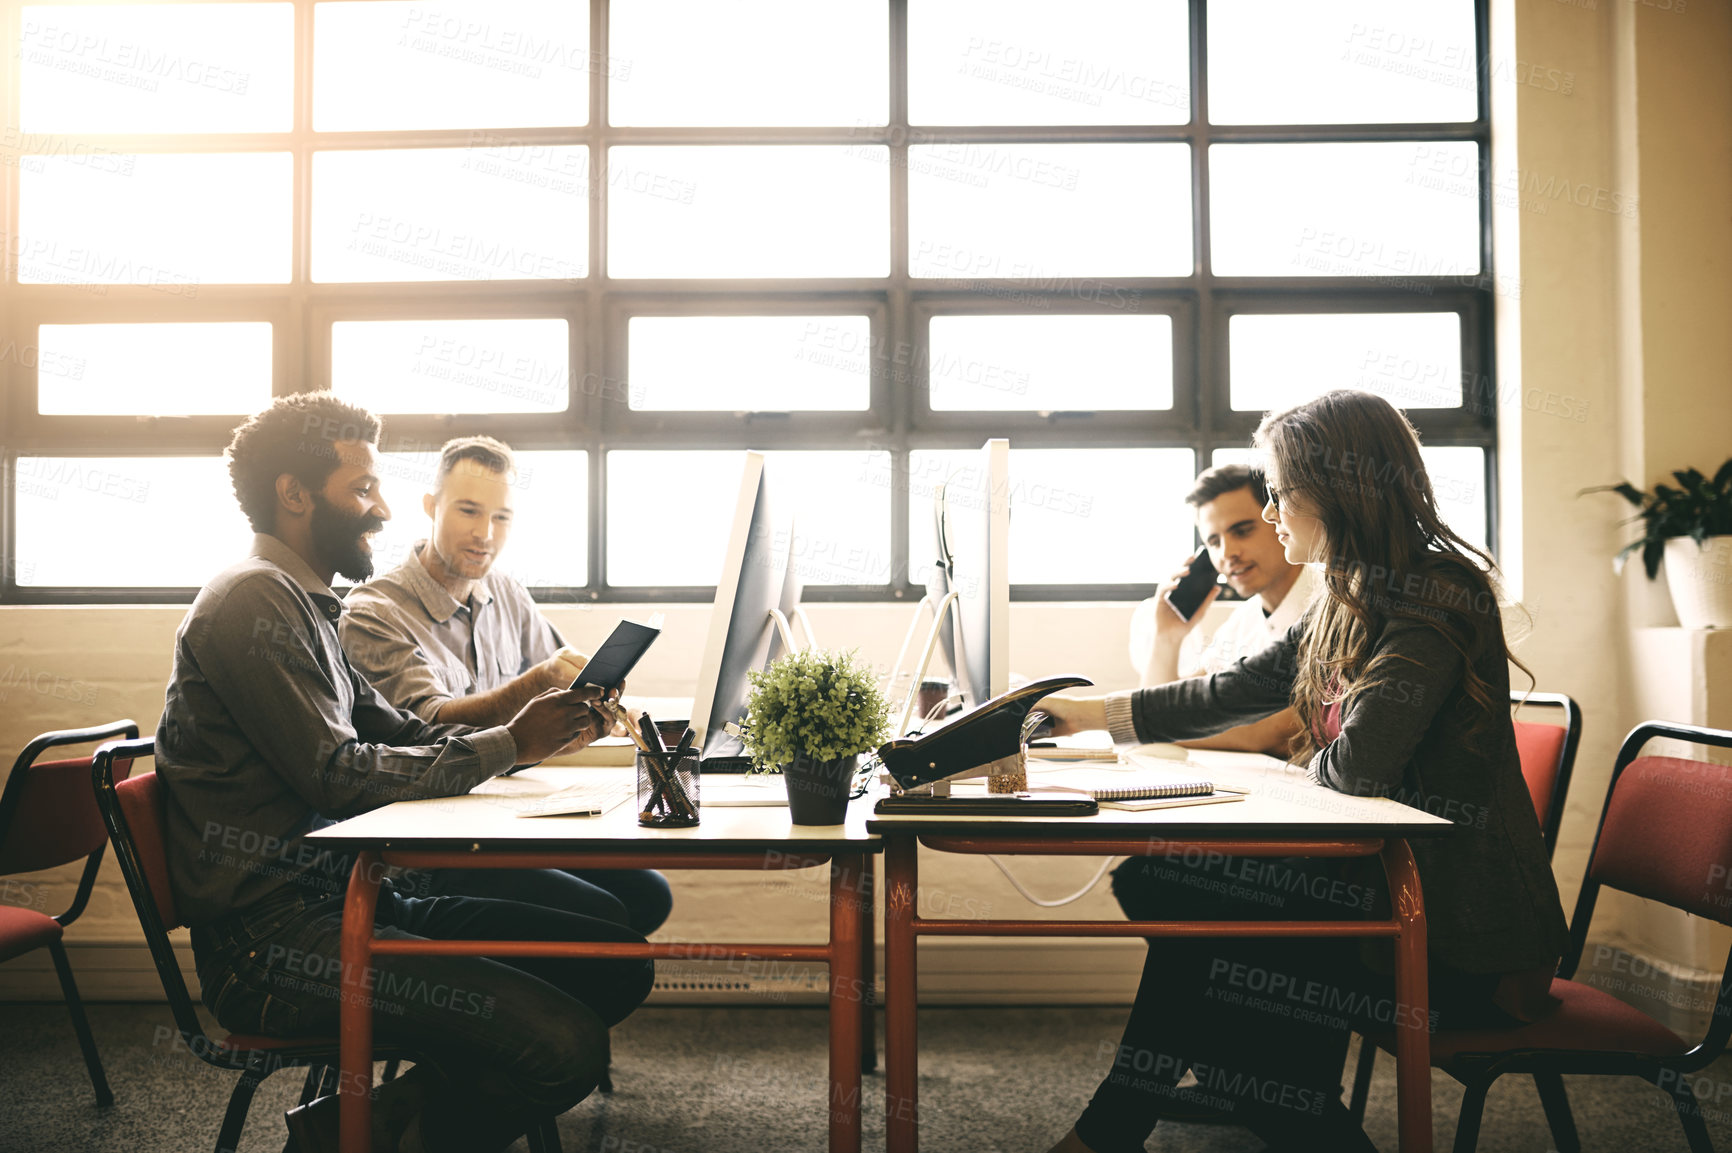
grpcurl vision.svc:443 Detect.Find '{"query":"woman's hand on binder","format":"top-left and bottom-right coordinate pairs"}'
top-left (1034, 694), bottom-right (1107, 737)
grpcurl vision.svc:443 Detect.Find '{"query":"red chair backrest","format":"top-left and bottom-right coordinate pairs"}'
top-left (112, 771), bottom-right (179, 930)
top-left (1590, 755), bottom-right (1732, 925)
top-left (0, 755), bottom-right (133, 875)
top-left (1513, 720), bottom-right (1567, 830)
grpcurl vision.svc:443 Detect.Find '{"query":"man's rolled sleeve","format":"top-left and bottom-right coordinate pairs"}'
top-left (340, 607), bottom-right (457, 723)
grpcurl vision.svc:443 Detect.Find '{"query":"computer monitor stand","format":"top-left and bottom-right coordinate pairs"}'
top-left (789, 606), bottom-right (819, 650)
top-left (889, 590), bottom-right (969, 738)
top-left (766, 608), bottom-right (802, 657)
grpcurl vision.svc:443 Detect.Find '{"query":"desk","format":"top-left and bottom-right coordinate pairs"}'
top-left (867, 749), bottom-right (1454, 1153)
top-left (305, 767), bottom-right (880, 1153)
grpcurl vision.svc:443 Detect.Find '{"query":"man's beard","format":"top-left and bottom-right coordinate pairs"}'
top-left (310, 493), bottom-right (384, 583)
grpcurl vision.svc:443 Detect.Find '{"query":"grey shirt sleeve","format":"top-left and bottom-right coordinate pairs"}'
top-left (1125, 619), bottom-right (1303, 745)
top-left (520, 601), bottom-right (564, 671)
top-left (1303, 616), bottom-right (1465, 798)
top-left (198, 576), bottom-right (515, 819)
top-left (339, 596), bottom-right (458, 724)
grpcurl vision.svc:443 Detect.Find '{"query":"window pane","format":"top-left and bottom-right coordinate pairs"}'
top-left (909, 143), bottom-right (1191, 278)
top-left (332, 319), bottom-right (570, 414)
top-left (1211, 142), bottom-right (1480, 277)
top-left (774, 452), bottom-right (893, 586)
top-left (312, 148), bottom-right (587, 282)
top-left (628, 316), bottom-right (870, 411)
top-left (368, 450), bottom-right (588, 589)
top-left (16, 457), bottom-right (250, 586)
top-left (1229, 313), bottom-right (1462, 411)
top-left (927, 314), bottom-right (1172, 411)
top-left (1208, 0), bottom-right (1478, 125)
top-left (909, 0), bottom-right (1188, 126)
top-left (314, 2), bottom-right (588, 131)
top-left (37, 323), bottom-right (273, 415)
top-left (19, 152), bottom-right (291, 285)
top-left (607, 451), bottom-right (889, 587)
top-left (910, 448), bottom-right (1195, 585)
top-left (609, 0), bottom-right (885, 127)
top-left (607, 146), bottom-right (889, 279)
top-left (1421, 445), bottom-right (1486, 552)
top-left (1211, 446), bottom-right (1255, 469)
top-left (19, 3), bottom-right (293, 133)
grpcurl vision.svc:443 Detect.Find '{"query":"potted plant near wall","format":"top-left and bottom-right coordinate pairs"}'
top-left (741, 649), bottom-right (889, 825)
top-left (1585, 459), bottom-right (1732, 628)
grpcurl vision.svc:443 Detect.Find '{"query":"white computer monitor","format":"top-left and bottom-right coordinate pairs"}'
top-left (765, 511), bottom-right (808, 665)
top-left (689, 452), bottom-right (793, 764)
top-left (946, 438), bottom-right (1011, 710)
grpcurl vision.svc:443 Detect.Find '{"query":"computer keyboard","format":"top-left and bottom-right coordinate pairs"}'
top-left (515, 778), bottom-right (638, 818)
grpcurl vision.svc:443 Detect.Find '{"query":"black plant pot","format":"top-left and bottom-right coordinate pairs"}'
top-left (781, 754), bottom-right (859, 825)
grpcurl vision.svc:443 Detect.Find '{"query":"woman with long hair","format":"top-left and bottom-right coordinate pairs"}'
top-left (1038, 390), bottom-right (1568, 1152)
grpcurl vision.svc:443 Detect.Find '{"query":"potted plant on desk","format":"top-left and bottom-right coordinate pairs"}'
top-left (1584, 458), bottom-right (1732, 627)
top-left (741, 649), bottom-right (889, 825)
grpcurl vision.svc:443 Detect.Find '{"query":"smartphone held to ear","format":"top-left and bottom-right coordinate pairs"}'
top-left (1164, 552), bottom-right (1221, 622)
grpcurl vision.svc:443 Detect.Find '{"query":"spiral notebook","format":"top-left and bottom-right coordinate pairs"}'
top-left (1030, 768), bottom-right (1248, 811)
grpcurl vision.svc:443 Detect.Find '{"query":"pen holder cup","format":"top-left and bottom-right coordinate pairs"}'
top-left (637, 750), bottom-right (700, 828)
top-left (916, 678), bottom-right (951, 724)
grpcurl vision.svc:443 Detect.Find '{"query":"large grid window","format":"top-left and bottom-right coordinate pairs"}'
top-left (0, 0), bottom-right (1495, 603)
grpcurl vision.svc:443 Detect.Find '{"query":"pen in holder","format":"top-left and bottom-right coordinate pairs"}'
top-left (637, 749), bottom-right (700, 828)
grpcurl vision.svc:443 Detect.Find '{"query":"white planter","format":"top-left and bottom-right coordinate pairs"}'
top-left (1664, 536), bottom-right (1732, 628)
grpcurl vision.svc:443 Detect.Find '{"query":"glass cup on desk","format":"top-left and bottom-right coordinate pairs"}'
top-left (987, 745), bottom-right (1029, 794)
top-left (638, 749), bottom-right (700, 828)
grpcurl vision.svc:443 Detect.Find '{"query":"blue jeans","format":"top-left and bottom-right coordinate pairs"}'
top-left (191, 881), bottom-right (654, 1153)
top-left (411, 867), bottom-right (674, 936)
top-left (1075, 854), bottom-right (1509, 1153)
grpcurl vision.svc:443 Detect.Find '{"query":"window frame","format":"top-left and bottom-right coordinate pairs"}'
top-left (0, 0), bottom-right (1495, 605)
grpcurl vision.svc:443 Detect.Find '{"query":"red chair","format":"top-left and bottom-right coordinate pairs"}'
top-left (0, 719), bottom-right (141, 1107)
top-left (1357, 719), bottom-right (1732, 1153)
top-left (90, 737), bottom-right (412, 1152)
top-left (1346, 691), bottom-right (1583, 1126)
top-left (1510, 690), bottom-right (1583, 858)
top-left (91, 737), bottom-right (564, 1153)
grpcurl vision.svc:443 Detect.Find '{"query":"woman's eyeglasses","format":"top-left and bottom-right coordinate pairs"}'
top-left (1265, 486), bottom-right (1283, 511)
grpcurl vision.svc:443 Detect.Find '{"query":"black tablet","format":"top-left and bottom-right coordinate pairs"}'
top-left (570, 618), bottom-right (661, 691)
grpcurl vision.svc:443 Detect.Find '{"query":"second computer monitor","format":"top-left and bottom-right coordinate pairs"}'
top-left (943, 438), bottom-right (1011, 710)
top-left (688, 452), bottom-right (793, 762)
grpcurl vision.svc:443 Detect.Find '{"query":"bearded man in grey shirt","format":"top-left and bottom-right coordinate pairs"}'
top-left (341, 436), bottom-right (672, 935)
top-left (156, 394), bottom-right (652, 1153)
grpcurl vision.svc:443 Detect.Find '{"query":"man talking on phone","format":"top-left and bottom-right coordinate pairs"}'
top-left (341, 436), bottom-right (672, 936)
top-left (1127, 464), bottom-right (1314, 754)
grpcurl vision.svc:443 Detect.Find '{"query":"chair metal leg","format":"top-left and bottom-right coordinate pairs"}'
top-left (1450, 1079), bottom-right (1490, 1153)
top-left (1669, 1082), bottom-right (1718, 1153)
top-left (295, 1065), bottom-right (324, 1107)
top-left (48, 938), bottom-right (114, 1107)
top-left (1347, 1034), bottom-right (1376, 1122)
top-left (216, 1066), bottom-right (266, 1153)
top-left (1532, 1071), bottom-right (1580, 1153)
top-left (526, 1115), bottom-right (563, 1153)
